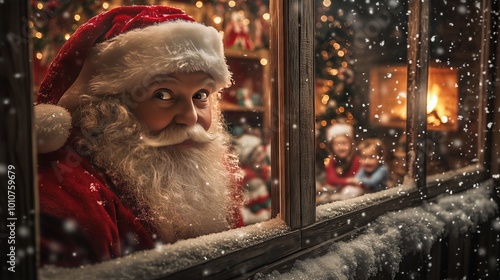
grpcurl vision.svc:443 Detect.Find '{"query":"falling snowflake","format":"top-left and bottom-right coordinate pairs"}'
top-left (63, 219), bottom-right (77, 233)
top-left (97, 200), bottom-right (107, 206)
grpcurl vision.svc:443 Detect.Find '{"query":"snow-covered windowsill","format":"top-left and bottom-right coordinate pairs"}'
top-left (40, 176), bottom-right (497, 279)
top-left (258, 179), bottom-right (498, 279)
top-left (40, 219), bottom-right (290, 279)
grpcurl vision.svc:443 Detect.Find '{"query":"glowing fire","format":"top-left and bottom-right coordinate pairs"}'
top-left (426, 86), bottom-right (439, 114)
top-left (426, 84), bottom-right (451, 126)
top-left (370, 66), bottom-right (458, 131)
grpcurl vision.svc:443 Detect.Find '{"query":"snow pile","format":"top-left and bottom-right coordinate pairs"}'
top-left (316, 182), bottom-right (414, 221)
top-left (39, 218), bottom-right (289, 280)
top-left (316, 165), bottom-right (483, 221)
top-left (40, 178), bottom-right (497, 279)
top-left (258, 180), bottom-right (498, 279)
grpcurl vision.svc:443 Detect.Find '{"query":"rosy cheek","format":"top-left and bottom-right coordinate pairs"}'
top-left (202, 119), bottom-right (212, 131)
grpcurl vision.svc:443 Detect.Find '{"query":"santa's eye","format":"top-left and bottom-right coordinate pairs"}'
top-left (193, 90), bottom-right (209, 101)
top-left (154, 89), bottom-right (173, 100)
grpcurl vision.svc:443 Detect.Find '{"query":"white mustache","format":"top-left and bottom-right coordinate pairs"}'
top-left (140, 124), bottom-right (216, 147)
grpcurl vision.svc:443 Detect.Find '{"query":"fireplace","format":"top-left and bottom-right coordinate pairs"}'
top-left (369, 65), bottom-right (459, 131)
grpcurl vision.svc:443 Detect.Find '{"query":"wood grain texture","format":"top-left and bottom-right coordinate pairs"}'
top-left (476, 0), bottom-right (492, 168)
top-left (407, 0), bottom-right (430, 189)
top-left (161, 231), bottom-right (301, 279)
top-left (299, 0), bottom-right (317, 228)
top-left (282, 0), bottom-right (302, 230)
top-left (0, 0), bottom-right (37, 279)
top-left (270, 0), bottom-right (284, 228)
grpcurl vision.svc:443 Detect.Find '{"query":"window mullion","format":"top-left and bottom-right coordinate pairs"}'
top-left (299, 0), bottom-right (316, 228)
top-left (407, 0), bottom-right (430, 191)
top-left (477, 0), bottom-right (493, 170)
top-left (280, 0), bottom-right (302, 230)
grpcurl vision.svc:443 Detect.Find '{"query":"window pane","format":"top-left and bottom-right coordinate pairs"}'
top-left (426, 0), bottom-right (483, 175)
top-left (32, 0), bottom-right (272, 267)
top-left (314, 0), bottom-right (409, 204)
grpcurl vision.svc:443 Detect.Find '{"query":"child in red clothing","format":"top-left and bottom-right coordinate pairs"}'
top-left (317, 123), bottom-right (362, 204)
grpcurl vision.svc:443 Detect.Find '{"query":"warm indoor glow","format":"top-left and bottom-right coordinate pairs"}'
top-left (213, 16), bottom-right (222, 24)
top-left (369, 65), bottom-right (459, 131)
top-left (327, 68), bottom-right (339, 76)
top-left (321, 94), bottom-right (330, 104)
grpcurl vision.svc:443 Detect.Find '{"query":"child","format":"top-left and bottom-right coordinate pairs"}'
top-left (347, 138), bottom-right (389, 193)
top-left (317, 123), bottom-right (361, 203)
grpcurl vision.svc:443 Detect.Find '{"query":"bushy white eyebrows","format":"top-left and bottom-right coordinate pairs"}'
top-left (204, 79), bottom-right (216, 93)
top-left (148, 75), bottom-right (216, 93)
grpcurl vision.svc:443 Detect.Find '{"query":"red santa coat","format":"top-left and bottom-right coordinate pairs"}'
top-left (38, 141), bottom-right (156, 267)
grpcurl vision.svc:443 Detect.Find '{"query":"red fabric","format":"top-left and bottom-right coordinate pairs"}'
top-left (240, 165), bottom-right (271, 215)
top-left (36, 5), bottom-right (194, 105)
top-left (38, 141), bottom-right (155, 267)
top-left (324, 154), bottom-right (361, 187)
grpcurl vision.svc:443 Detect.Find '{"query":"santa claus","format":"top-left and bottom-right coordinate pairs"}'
top-left (35, 6), bottom-right (244, 267)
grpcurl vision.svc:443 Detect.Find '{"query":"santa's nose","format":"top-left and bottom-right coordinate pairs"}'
top-left (174, 101), bottom-right (198, 127)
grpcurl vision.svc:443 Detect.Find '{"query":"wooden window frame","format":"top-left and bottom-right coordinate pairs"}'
top-left (1, 1), bottom-right (37, 279)
top-left (1, 0), bottom-right (498, 278)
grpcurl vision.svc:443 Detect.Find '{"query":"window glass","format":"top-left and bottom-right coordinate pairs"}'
top-left (31, 0), bottom-right (272, 267)
top-left (32, 0), bottom-right (272, 225)
top-left (315, 0), bottom-right (409, 205)
top-left (426, 0), bottom-right (482, 175)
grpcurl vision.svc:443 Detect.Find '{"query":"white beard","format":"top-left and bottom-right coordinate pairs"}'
top-left (77, 99), bottom-right (242, 244)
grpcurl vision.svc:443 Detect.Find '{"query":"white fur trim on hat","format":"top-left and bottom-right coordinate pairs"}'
top-left (34, 104), bottom-right (72, 154)
top-left (326, 123), bottom-right (353, 142)
top-left (58, 21), bottom-right (231, 115)
top-left (89, 21), bottom-right (230, 96)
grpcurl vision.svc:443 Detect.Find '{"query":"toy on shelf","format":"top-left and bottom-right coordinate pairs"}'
top-left (224, 11), bottom-right (254, 50)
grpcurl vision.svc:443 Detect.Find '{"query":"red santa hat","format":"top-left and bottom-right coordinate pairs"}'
top-left (35, 5), bottom-right (232, 154)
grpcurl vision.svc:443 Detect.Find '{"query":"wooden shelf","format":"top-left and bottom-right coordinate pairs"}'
top-left (220, 102), bottom-right (265, 112)
top-left (222, 49), bottom-right (270, 136)
top-left (224, 48), bottom-right (269, 60)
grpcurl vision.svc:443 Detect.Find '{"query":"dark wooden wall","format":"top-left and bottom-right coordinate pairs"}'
top-left (0, 1), bottom-right (38, 279)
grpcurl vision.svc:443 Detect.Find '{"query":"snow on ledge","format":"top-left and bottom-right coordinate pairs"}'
top-left (316, 164), bottom-right (484, 221)
top-left (257, 179), bottom-right (498, 279)
top-left (40, 218), bottom-right (289, 279)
